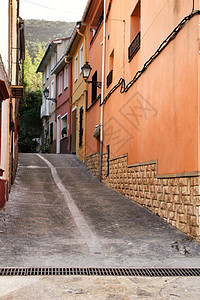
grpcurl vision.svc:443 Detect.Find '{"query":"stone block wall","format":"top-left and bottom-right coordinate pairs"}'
top-left (86, 152), bottom-right (200, 241)
top-left (86, 152), bottom-right (100, 179)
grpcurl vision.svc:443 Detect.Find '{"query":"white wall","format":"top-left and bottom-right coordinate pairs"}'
top-left (1, 99), bottom-right (9, 180)
top-left (0, 0), bottom-right (9, 74)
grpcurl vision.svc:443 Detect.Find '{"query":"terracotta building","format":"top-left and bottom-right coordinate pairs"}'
top-left (85, 0), bottom-right (200, 240)
top-left (83, 0), bottom-right (104, 173)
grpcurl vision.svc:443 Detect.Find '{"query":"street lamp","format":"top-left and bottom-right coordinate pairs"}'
top-left (81, 61), bottom-right (92, 80)
top-left (81, 62), bottom-right (102, 88)
top-left (43, 87), bottom-right (56, 102)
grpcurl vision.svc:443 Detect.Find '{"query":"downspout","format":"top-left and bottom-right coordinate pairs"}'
top-left (99, 0), bottom-right (106, 181)
top-left (55, 74), bottom-right (57, 123)
top-left (10, 0), bottom-right (13, 84)
top-left (7, 0), bottom-right (12, 183)
top-left (8, 0), bottom-right (11, 82)
top-left (49, 45), bottom-right (57, 123)
top-left (76, 27), bottom-right (87, 164)
top-left (16, 2), bottom-right (19, 85)
top-left (198, 0), bottom-right (200, 174)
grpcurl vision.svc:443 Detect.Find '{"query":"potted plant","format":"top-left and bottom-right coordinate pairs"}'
top-left (61, 127), bottom-right (67, 138)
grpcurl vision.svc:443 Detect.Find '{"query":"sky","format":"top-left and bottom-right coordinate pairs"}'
top-left (20, 0), bottom-right (89, 22)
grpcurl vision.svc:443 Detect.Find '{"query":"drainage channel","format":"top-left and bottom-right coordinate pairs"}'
top-left (0, 268), bottom-right (200, 277)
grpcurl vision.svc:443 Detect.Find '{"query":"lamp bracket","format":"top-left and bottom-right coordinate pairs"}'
top-left (87, 80), bottom-right (102, 88)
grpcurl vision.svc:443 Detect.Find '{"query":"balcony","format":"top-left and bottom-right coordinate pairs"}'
top-left (128, 32), bottom-right (140, 62)
top-left (40, 100), bottom-right (49, 118)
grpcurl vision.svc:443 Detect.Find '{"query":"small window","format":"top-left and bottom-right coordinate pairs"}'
top-left (50, 122), bottom-right (53, 144)
top-left (64, 65), bottom-right (69, 89)
top-left (107, 50), bottom-right (114, 88)
top-left (45, 90), bottom-right (49, 116)
top-left (51, 54), bottom-right (54, 70)
top-left (129, 0), bottom-right (141, 61)
top-left (79, 107), bottom-right (84, 147)
top-left (74, 53), bottom-right (78, 82)
top-left (51, 80), bottom-right (54, 104)
top-left (130, 0), bottom-right (140, 42)
top-left (80, 43), bottom-right (84, 74)
top-left (43, 71), bottom-right (45, 85)
top-left (46, 64), bottom-right (49, 79)
top-left (58, 71), bottom-right (63, 95)
top-left (92, 71), bottom-right (97, 103)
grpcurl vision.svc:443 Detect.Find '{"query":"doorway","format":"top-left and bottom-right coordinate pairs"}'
top-left (71, 108), bottom-right (77, 154)
top-left (57, 115), bottom-right (61, 153)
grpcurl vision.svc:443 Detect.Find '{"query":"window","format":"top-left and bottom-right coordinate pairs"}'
top-left (90, 11), bottom-right (104, 45)
top-left (80, 43), bottom-right (84, 74)
top-left (92, 71), bottom-right (97, 103)
top-left (130, 0), bottom-right (140, 42)
top-left (43, 71), bottom-right (45, 85)
top-left (107, 50), bottom-right (114, 88)
top-left (46, 63), bottom-right (49, 79)
top-left (58, 71), bottom-right (63, 95)
top-left (45, 91), bottom-right (49, 116)
top-left (64, 65), bottom-right (69, 89)
top-left (51, 54), bottom-right (54, 70)
top-left (74, 53), bottom-right (78, 82)
top-left (50, 122), bottom-right (53, 144)
top-left (79, 107), bottom-right (84, 147)
top-left (51, 80), bottom-right (54, 104)
top-left (129, 0), bottom-right (141, 61)
top-left (61, 113), bottom-right (68, 138)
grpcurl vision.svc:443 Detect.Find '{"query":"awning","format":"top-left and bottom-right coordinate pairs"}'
top-left (0, 80), bottom-right (9, 101)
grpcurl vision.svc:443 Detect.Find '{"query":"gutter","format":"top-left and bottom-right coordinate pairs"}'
top-left (81, 0), bottom-right (93, 22)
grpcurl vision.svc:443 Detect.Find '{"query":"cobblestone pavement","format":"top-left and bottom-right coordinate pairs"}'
top-left (0, 153), bottom-right (200, 268)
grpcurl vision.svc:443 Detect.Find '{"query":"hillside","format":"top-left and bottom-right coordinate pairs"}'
top-left (25, 19), bottom-right (75, 59)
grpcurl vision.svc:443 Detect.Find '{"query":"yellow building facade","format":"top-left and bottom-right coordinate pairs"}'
top-left (66, 23), bottom-right (87, 162)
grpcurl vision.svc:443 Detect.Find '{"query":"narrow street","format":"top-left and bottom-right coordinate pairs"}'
top-left (0, 153), bottom-right (200, 269)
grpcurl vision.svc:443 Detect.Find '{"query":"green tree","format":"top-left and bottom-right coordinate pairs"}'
top-left (18, 45), bottom-right (44, 152)
top-left (18, 90), bottom-right (42, 153)
top-left (22, 44), bottom-right (44, 92)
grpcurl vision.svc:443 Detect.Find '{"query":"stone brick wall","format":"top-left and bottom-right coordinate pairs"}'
top-left (86, 152), bottom-right (100, 179)
top-left (86, 152), bottom-right (200, 241)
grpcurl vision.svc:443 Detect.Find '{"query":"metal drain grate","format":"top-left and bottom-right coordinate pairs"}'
top-left (0, 268), bottom-right (200, 277)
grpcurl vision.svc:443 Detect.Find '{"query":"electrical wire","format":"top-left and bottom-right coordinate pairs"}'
top-left (23, 0), bottom-right (79, 15)
top-left (101, 10), bottom-right (200, 106)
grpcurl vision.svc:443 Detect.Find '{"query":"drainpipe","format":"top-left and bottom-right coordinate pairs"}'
top-left (76, 26), bottom-right (87, 164)
top-left (8, 0), bottom-right (11, 83)
top-left (10, 0), bottom-right (13, 84)
top-left (99, 0), bottom-right (106, 181)
top-left (49, 45), bottom-right (57, 123)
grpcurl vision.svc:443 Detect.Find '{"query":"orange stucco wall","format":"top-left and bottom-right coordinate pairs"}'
top-left (100, 0), bottom-right (200, 176)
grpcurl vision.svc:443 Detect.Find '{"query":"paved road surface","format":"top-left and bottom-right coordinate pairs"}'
top-left (0, 153), bottom-right (200, 268)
